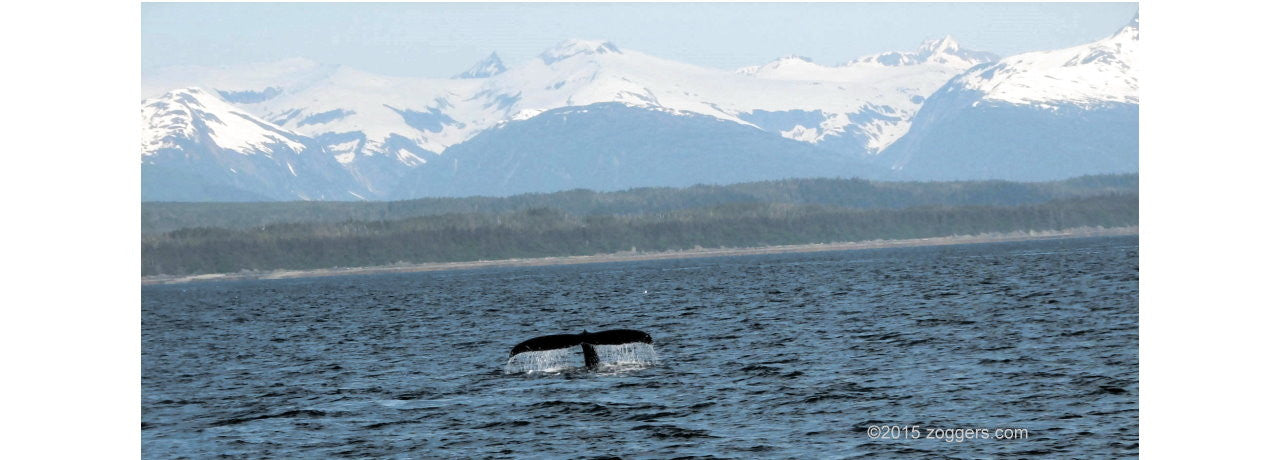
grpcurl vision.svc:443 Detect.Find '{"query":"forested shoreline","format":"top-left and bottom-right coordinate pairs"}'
top-left (142, 174), bottom-right (1136, 233)
top-left (143, 193), bottom-right (1137, 276)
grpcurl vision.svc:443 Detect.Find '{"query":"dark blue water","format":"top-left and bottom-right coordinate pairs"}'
top-left (142, 236), bottom-right (1138, 458)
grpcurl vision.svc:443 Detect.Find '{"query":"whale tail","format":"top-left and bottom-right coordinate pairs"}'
top-left (510, 329), bottom-right (653, 369)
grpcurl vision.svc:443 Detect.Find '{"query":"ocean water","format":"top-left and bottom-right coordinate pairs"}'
top-left (142, 236), bottom-right (1138, 458)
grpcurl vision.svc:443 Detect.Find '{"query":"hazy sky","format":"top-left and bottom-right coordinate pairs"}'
top-left (142, 2), bottom-right (1138, 78)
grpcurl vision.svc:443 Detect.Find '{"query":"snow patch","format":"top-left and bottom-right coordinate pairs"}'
top-left (511, 108), bottom-right (544, 121)
top-left (396, 148), bottom-right (426, 167)
top-left (780, 125), bottom-right (820, 143)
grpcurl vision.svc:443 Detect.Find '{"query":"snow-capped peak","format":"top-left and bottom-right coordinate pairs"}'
top-left (454, 52), bottom-right (508, 79)
top-left (777, 55), bottom-right (815, 64)
top-left (141, 87), bottom-right (306, 157)
top-left (735, 36), bottom-right (994, 87)
top-left (946, 15), bottom-right (1138, 107)
top-left (734, 55), bottom-right (818, 75)
top-left (539, 39), bottom-right (622, 64)
top-left (1115, 13), bottom-right (1138, 40)
top-left (851, 35), bottom-right (997, 68)
top-left (920, 35), bottom-right (961, 54)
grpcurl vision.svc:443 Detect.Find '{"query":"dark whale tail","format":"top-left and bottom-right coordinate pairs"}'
top-left (510, 329), bottom-right (653, 369)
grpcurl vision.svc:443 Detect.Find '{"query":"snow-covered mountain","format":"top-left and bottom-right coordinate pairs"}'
top-left (142, 88), bottom-right (306, 158)
top-left (729, 36), bottom-right (996, 152)
top-left (848, 35), bottom-right (1000, 68)
top-left (396, 102), bottom-right (879, 198)
top-left (945, 18), bottom-right (1136, 107)
top-left (142, 37), bottom-right (997, 189)
top-left (737, 36), bottom-right (995, 80)
top-left (139, 24), bottom-right (1138, 201)
top-left (881, 16), bottom-right (1139, 180)
top-left (141, 88), bottom-right (362, 201)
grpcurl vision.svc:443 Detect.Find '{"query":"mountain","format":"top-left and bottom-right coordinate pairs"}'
top-left (453, 52), bottom-right (508, 79)
top-left (241, 37), bottom-right (994, 158)
top-left (848, 36), bottom-right (999, 68)
top-left (730, 37), bottom-right (997, 153)
top-left (141, 37), bottom-right (997, 200)
top-left (881, 16), bottom-right (1138, 181)
top-left (138, 25), bottom-right (1138, 201)
top-left (737, 36), bottom-right (995, 79)
top-left (394, 103), bottom-right (878, 198)
top-left (141, 88), bottom-right (363, 201)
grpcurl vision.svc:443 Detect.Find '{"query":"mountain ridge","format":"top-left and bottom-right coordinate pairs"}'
top-left (140, 25), bottom-right (1136, 201)
top-left (879, 15), bottom-right (1139, 180)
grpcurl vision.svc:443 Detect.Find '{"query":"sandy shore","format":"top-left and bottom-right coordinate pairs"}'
top-left (141, 226), bottom-right (1136, 285)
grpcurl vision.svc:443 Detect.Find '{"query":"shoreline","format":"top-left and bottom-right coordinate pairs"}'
top-left (141, 226), bottom-right (1137, 285)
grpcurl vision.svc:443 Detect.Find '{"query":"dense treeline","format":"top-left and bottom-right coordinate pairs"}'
top-left (142, 174), bottom-right (1136, 233)
top-left (143, 193), bottom-right (1137, 276)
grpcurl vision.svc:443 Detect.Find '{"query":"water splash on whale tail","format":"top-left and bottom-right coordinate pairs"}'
top-left (505, 329), bottom-right (658, 373)
top-left (504, 347), bottom-right (581, 373)
top-left (592, 342), bottom-right (660, 368)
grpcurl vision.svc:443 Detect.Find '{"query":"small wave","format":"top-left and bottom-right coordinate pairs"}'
top-left (631, 423), bottom-right (716, 439)
top-left (208, 409), bottom-right (332, 427)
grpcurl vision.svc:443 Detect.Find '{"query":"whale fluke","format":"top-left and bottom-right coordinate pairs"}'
top-left (509, 329), bottom-right (653, 369)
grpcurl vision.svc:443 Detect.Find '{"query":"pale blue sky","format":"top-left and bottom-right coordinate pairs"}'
top-left (142, 2), bottom-right (1138, 78)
